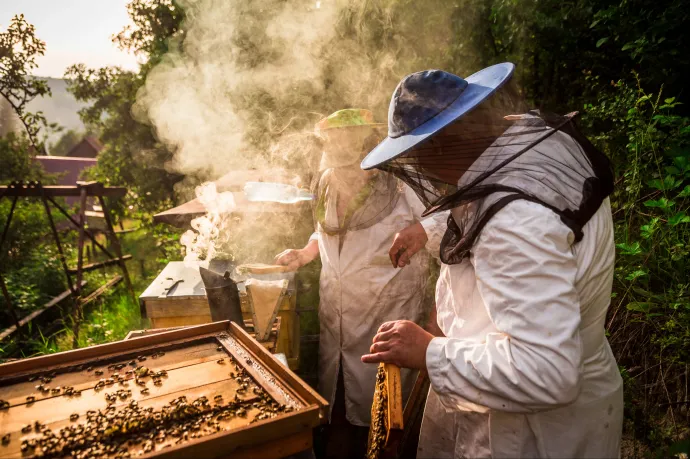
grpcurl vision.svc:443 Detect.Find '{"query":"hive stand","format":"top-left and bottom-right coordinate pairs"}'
top-left (0, 181), bottom-right (135, 342)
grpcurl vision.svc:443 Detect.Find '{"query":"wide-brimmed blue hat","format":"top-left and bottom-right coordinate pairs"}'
top-left (361, 63), bottom-right (515, 170)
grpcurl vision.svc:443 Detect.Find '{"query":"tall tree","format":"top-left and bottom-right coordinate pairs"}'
top-left (0, 14), bottom-right (52, 151)
top-left (64, 1), bottom-right (186, 212)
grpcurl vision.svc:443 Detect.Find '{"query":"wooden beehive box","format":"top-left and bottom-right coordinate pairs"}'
top-left (138, 262), bottom-right (300, 370)
top-left (0, 322), bottom-right (327, 459)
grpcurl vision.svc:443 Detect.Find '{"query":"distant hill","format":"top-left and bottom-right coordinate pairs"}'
top-left (27, 77), bottom-right (88, 146)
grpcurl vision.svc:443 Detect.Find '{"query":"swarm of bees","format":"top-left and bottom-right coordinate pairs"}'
top-left (8, 348), bottom-right (293, 458)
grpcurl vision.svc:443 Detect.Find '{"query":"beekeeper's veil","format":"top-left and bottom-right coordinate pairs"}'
top-left (361, 65), bottom-right (614, 264)
top-left (313, 109), bottom-right (403, 235)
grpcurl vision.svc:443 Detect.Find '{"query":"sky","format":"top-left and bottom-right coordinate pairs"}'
top-left (0, 0), bottom-right (140, 78)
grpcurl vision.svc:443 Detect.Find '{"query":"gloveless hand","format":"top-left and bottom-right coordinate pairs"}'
top-left (274, 240), bottom-right (319, 271)
top-left (273, 249), bottom-right (307, 271)
top-left (389, 222), bottom-right (428, 268)
top-left (361, 320), bottom-right (434, 370)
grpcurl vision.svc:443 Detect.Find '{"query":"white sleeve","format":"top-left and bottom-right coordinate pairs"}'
top-left (402, 184), bottom-right (449, 258)
top-left (425, 200), bottom-right (583, 413)
top-left (420, 211), bottom-right (449, 258)
top-left (308, 231), bottom-right (319, 242)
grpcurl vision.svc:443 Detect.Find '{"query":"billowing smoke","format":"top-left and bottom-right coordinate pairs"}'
top-left (180, 182), bottom-right (236, 267)
top-left (133, 0), bottom-right (461, 265)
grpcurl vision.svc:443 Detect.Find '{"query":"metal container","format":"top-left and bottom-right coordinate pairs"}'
top-left (199, 267), bottom-right (246, 329)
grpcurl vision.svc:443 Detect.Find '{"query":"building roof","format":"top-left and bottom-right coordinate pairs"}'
top-left (66, 136), bottom-right (104, 158)
top-left (34, 155), bottom-right (99, 209)
top-left (34, 156), bottom-right (98, 185)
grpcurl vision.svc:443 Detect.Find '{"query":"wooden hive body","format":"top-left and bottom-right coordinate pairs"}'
top-left (139, 262), bottom-right (300, 370)
top-left (0, 322), bottom-right (326, 459)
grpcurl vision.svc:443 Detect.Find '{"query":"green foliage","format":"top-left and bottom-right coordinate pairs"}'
top-left (0, 132), bottom-right (44, 182)
top-left (64, 65), bottom-right (182, 215)
top-left (454, 0), bottom-right (690, 113)
top-left (61, 1), bottom-right (186, 216)
top-left (114, 0), bottom-right (185, 69)
top-left (0, 134), bottom-right (67, 325)
top-left (0, 14), bottom-right (54, 150)
top-left (58, 293), bottom-right (145, 351)
top-left (584, 77), bottom-right (690, 447)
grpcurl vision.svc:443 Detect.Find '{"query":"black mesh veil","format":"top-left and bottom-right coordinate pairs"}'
top-left (377, 106), bottom-right (614, 264)
top-left (312, 130), bottom-right (403, 236)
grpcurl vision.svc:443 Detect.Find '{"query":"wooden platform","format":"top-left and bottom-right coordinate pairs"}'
top-left (0, 322), bottom-right (327, 458)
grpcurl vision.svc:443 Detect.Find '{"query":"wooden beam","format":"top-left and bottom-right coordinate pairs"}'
top-left (0, 281), bottom-right (87, 342)
top-left (46, 196), bottom-right (115, 260)
top-left (66, 255), bottom-right (133, 274)
top-left (98, 195), bottom-right (137, 308)
top-left (114, 228), bottom-right (138, 235)
top-left (81, 275), bottom-right (123, 307)
top-left (0, 185), bottom-right (127, 198)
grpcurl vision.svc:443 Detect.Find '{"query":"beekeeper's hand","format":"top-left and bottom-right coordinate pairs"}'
top-left (389, 222), bottom-right (428, 268)
top-left (361, 320), bottom-right (434, 370)
top-left (274, 239), bottom-right (319, 271)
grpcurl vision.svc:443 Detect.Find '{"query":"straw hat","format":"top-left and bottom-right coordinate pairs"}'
top-left (316, 109), bottom-right (385, 170)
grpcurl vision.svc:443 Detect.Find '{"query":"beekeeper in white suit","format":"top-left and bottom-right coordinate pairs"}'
top-left (361, 65), bottom-right (624, 458)
top-left (274, 108), bottom-right (447, 459)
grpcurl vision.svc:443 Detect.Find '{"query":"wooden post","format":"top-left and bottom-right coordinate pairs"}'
top-left (0, 196), bottom-right (21, 334)
top-left (0, 195), bottom-right (18, 251)
top-left (46, 196), bottom-right (115, 259)
top-left (40, 193), bottom-right (79, 315)
top-left (98, 196), bottom-right (136, 307)
top-left (71, 185), bottom-right (88, 348)
top-left (0, 274), bottom-right (22, 335)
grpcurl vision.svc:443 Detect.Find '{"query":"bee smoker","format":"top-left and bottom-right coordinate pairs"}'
top-left (199, 267), bottom-right (246, 331)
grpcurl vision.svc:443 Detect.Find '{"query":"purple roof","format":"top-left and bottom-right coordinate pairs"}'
top-left (34, 156), bottom-right (98, 185)
top-left (34, 156), bottom-right (99, 208)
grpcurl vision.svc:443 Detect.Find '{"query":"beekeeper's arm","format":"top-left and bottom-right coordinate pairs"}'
top-left (273, 233), bottom-right (320, 271)
top-left (388, 185), bottom-right (449, 267)
top-left (426, 201), bottom-right (583, 412)
top-left (364, 201), bottom-right (583, 412)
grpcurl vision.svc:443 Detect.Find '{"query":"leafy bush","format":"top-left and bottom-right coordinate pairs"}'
top-left (583, 75), bottom-right (690, 446)
top-left (0, 133), bottom-right (68, 326)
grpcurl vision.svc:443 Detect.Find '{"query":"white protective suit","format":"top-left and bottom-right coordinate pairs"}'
top-left (418, 129), bottom-right (624, 458)
top-left (313, 179), bottom-right (447, 426)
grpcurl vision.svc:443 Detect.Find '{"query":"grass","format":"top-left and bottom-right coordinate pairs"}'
top-left (56, 293), bottom-right (147, 351)
top-left (54, 223), bottom-right (166, 350)
top-left (0, 221), bottom-right (170, 360)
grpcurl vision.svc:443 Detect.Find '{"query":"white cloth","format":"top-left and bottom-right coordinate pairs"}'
top-left (314, 183), bottom-right (447, 426)
top-left (419, 198), bottom-right (623, 458)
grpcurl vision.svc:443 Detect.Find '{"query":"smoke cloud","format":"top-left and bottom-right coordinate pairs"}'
top-left (133, 0), bottom-right (462, 264)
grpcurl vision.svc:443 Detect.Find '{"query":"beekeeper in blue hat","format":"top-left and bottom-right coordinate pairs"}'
top-left (361, 64), bottom-right (624, 458)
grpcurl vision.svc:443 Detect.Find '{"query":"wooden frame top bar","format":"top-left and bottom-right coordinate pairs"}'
top-left (0, 182), bottom-right (127, 198)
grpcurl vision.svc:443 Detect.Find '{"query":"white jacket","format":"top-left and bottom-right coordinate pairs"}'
top-left (314, 184), bottom-right (447, 426)
top-left (419, 198), bottom-right (623, 458)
